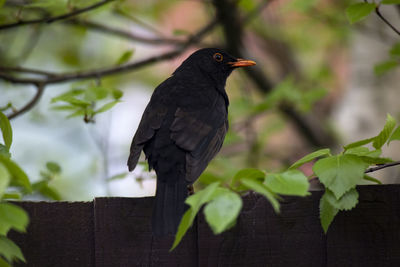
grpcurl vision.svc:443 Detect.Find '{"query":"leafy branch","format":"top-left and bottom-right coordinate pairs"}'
top-left (0, 0), bottom-right (116, 31)
top-left (1, 0), bottom-right (269, 121)
top-left (0, 19), bottom-right (217, 119)
top-left (0, 111), bottom-right (62, 265)
top-left (365, 160), bottom-right (400, 173)
top-left (171, 114), bottom-right (400, 250)
top-left (346, 1), bottom-right (400, 75)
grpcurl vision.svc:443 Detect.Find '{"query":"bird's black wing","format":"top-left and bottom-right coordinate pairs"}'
top-left (127, 89), bottom-right (168, 172)
top-left (170, 107), bottom-right (228, 183)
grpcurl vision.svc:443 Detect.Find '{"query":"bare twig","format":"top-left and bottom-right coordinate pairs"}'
top-left (0, 0), bottom-right (115, 31)
top-left (0, 66), bottom-right (57, 77)
top-left (375, 5), bottom-right (400, 36)
top-left (64, 19), bottom-right (185, 45)
top-left (308, 160), bottom-right (400, 184)
top-left (365, 161), bottom-right (400, 173)
top-left (0, 48), bottom-right (180, 85)
top-left (7, 83), bottom-right (45, 119)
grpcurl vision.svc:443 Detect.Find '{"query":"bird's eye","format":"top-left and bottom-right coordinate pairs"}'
top-left (213, 53), bottom-right (223, 62)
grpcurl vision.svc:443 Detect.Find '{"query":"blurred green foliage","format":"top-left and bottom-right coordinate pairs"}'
top-left (1, 0), bottom-right (400, 258)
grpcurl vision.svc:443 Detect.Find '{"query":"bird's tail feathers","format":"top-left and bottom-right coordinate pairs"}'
top-left (152, 174), bottom-right (188, 236)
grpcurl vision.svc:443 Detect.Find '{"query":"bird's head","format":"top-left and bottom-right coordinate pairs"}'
top-left (173, 48), bottom-right (256, 86)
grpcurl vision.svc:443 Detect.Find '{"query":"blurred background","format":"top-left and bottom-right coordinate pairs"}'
top-left (1, 0), bottom-right (400, 200)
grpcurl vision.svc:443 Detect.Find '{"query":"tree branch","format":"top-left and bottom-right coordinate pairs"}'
top-left (213, 0), bottom-right (336, 148)
top-left (0, 19), bottom-right (217, 86)
top-left (365, 161), bottom-right (400, 173)
top-left (0, 0), bottom-right (115, 31)
top-left (375, 5), bottom-right (400, 36)
top-left (7, 83), bottom-right (45, 119)
top-left (1, 19), bottom-right (217, 119)
top-left (0, 66), bottom-right (57, 77)
top-left (64, 19), bottom-right (186, 45)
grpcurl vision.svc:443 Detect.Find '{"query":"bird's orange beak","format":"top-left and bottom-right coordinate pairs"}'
top-left (228, 58), bottom-right (256, 67)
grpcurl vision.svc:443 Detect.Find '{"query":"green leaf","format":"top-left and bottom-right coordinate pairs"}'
top-left (374, 60), bottom-right (398, 75)
top-left (372, 114), bottom-right (396, 149)
top-left (358, 156), bottom-right (393, 165)
top-left (172, 182), bottom-right (220, 251)
top-left (107, 172), bottom-right (128, 181)
top-left (241, 178), bottom-right (280, 212)
top-left (319, 192), bottom-right (339, 233)
top-left (33, 182), bottom-right (61, 200)
top-left (0, 256), bottom-right (11, 267)
top-left (0, 155), bottom-right (31, 192)
top-left (0, 145), bottom-right (10, 158)
top-left (324, 188), bottom-right (359, 210)
top-left (51, 105), bottom-right (77, 111)
top-left (345, 147), bottom-right (381, 157)
top-left (0, 0), bottom-right (6, 8)
top-left (345, 147), bottom-right (392, 164)
top-left (171, 209), bottom-right (192, 251)
top-left (46, 162), bottom-right (61, 174)
top-left (0, 163), bottom-right (10, 198)
top-left (204, 188), bottom-right (242, 234)
top-left (231, 168), bottom-right (265, 191)
top-left (0, 236), bottom-right (25, 263)
top-left (343, 137), bottom-right (375, 150)
top-left (116, 50), bottom-right (134, 65)
top-left (313, 155), bottom-right (368, 199)
top-left (95, 101), bottom-right (119, 114)
top-left (198, 172), bottom-right (224, 185)
top-left (381, 0), bottom-right (400, 4)
top-left (185, 182), bottom-right (220, 213)
top-left (345, 3), bottom-right (376, 24)
top-left (0, 203), bottom-right (29, 235)
top-left (388, 126), bottom-right (400, 144)
top-left (264, 170), bottom-right (310, 196)
top-left (389, 43), bottom-right (400, 57)
top-left (289, 148), bottom-right (331, 169)
top-left (0, 112), bottom-right (12, 150)
top-left (66, 109), bottom-right (87, 119)
top-left (51, 89), bottom-right (84, 103)
top-left (84, 86), bottom-right (109, 101)
top-left (112, 89), bottom-right (123, 100)
top-left (2, 193), bottom-right (22, 200)
top-left (62, 96), bottom-right (91, 107)
top-left (363, 174), bottom-right (382, 184)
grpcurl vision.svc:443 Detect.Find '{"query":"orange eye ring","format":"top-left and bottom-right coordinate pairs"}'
top-left (213, 53), bottom-right (223, 62)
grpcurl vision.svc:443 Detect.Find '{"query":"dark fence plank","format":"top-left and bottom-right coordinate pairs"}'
top-left (5, 185), bottom-right (400, 267)
top-left (327, 185), bottom-right (400, 267)
top-left (197, 191), bottom-right (326, 267)
top-left (93, 197), bottom-right (197, 267)
top-left (10, 201), bottom-right (94, 267)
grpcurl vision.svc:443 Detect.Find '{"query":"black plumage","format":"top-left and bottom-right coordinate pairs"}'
top-left (127, 48), bottom-right (255, 236)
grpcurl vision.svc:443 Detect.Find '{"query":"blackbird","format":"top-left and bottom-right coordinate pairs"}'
top-left (127, 48), bottom-right (256, 236)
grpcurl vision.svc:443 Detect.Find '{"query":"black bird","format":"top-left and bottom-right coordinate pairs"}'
top-left (127, 48), bottom-right (256, 236)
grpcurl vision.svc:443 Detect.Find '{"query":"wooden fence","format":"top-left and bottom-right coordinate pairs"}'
top-left (9, 184), bottom-right (400, 267)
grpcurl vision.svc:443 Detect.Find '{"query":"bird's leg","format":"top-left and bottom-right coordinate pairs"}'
top-left (187, 185), bottom-right (194, 195)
